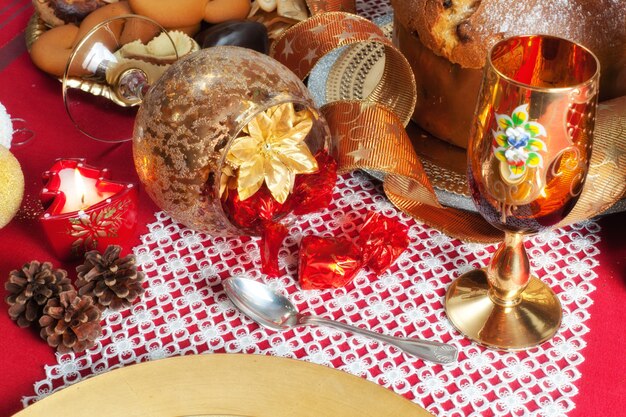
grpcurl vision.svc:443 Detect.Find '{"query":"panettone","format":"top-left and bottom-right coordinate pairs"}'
top-left (391, 0), bottom-right (626, 148)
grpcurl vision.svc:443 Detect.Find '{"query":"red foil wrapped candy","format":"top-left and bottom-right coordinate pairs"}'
top-left (260, 222), bottom-right (289, 277)
top-left (283, 150), bottom-right (337, 215)
top-left (298, 235), bottom-right (363, 290)
top-left (224, 185), bottom-right (284, 232)
top-left (358, 211), bottom-right (409, 274)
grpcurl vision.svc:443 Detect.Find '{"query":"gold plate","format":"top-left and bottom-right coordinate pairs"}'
top-left (15, 354), bottom-right (433, 417)
top-left (24, 14), bottom-right (44, 51)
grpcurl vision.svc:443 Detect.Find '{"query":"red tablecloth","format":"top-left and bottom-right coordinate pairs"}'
top-left (1, 2), bottom-right (625, 416)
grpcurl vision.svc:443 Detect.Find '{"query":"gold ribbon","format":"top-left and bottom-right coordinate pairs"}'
top-left (306, 0), bottom-right (356, 15)
top-left (270, 12), bottom-right (415, 125)
top-left (322, 100), bottom-right (503, 242)
top-left (271, 12), bottom-right (626, 242)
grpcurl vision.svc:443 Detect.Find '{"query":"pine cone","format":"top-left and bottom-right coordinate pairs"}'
top-left (5, 261), bottom-right (72, 328)
top-left (75, 245), bottom-right (144, 311)
top-left (39, 291), bottom-right (102, 353)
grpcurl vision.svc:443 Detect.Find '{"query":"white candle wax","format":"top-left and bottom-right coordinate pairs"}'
top-left (57, 168), bottom-right (115, 214)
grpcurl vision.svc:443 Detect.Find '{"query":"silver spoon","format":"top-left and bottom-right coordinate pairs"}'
top-left (223, 277), bottom-right (458, 364)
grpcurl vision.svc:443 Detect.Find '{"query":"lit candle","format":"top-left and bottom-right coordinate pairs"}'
top-left (57, 167), bottom-right (114, 214)
top-left (39, 159), bottom-right (138, 260)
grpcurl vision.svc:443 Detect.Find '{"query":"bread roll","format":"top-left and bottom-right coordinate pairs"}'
top-left (391, 0), bottom-right (626, 148)
top-left (75, 1), bottom-right (131, 42)
top-left (128, 0), bottom-right (205, 28)
top-left (29, 23), bottom-right (79, 76)
top-left (30, 2), bottom-right (134, 77)
top-left (204, 0), bottom-right (251, 24)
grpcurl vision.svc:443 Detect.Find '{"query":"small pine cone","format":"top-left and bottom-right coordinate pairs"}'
top-left (75, 245), bottom-right (144, 311)
top-left (5, 261), bottom-right (73, 328)
top-left (39, 291), bottom-right (102, 353)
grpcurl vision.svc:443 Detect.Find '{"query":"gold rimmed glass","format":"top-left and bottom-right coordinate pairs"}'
top-left (445, 35), bottom-right (600, 350)
top-left (62, 15), bottom-right (179, 143)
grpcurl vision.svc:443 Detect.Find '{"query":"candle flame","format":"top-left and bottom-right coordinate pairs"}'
top-left (74, 168), bottom-right (87, 209)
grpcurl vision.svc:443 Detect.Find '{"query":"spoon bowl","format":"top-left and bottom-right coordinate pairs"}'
top-left (224, 276), bottom-right (298, 331)
top-left (223, 277), bottom-right (458, 364)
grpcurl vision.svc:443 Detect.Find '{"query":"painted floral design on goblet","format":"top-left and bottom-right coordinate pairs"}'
top-left (492, 104), bottom-right (547, 182)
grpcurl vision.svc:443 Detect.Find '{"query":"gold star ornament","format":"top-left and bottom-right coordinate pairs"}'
top-left (225, 103), bottom-right (318, 203)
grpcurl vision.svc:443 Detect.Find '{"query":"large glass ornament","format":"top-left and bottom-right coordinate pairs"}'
top-left (132, 46), bottom-right (330, 235)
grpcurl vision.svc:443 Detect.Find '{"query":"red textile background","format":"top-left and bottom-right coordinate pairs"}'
top-left (0, 2), bottom-right (624, 416)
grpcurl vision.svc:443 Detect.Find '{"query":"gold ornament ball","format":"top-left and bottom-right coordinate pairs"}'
top-left (0, 146), bottom-right (24, 228)
top-left (133, 46), bottom-right (329, 235)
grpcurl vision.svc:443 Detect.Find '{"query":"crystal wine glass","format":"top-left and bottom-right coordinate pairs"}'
top-left (445, 35), bottom-right (600, 350)
top-left (62, 15), bottom-right (179, 142)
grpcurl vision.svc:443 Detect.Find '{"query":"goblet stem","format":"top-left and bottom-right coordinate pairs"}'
top-left (116, 68), bottom-right (150, 105)
top-left (486, 232), bottom-right (530, 307)
top-left (445, 231), bottom-right (562, 350)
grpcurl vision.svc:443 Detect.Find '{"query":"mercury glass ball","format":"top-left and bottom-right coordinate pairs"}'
top-left (132, 46), bottom-right (330, 235)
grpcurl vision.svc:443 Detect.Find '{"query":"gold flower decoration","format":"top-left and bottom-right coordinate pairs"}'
top-left (226, 102), bottom-right (318, 203)
top-left (220, 164), bottom-right (237, 199)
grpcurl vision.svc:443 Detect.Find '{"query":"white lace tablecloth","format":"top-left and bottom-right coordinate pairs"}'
top-left (21, 1), bottom-right (601, 415)
top-left (23, 170), bottom-right (600, 417)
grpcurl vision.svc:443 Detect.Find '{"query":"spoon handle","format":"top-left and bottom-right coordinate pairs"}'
top-left (300, 315), bottom-right (458, 364)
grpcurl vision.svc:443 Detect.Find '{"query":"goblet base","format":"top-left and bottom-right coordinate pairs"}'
top-left (445, 269), bottom-right (562, 350)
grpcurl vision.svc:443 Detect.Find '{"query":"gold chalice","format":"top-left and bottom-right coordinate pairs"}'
top-left (445, 35), bottom-right (600, 350)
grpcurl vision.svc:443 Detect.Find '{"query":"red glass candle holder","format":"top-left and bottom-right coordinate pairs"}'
top-left (39, 159), bottom-right (138, 260)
